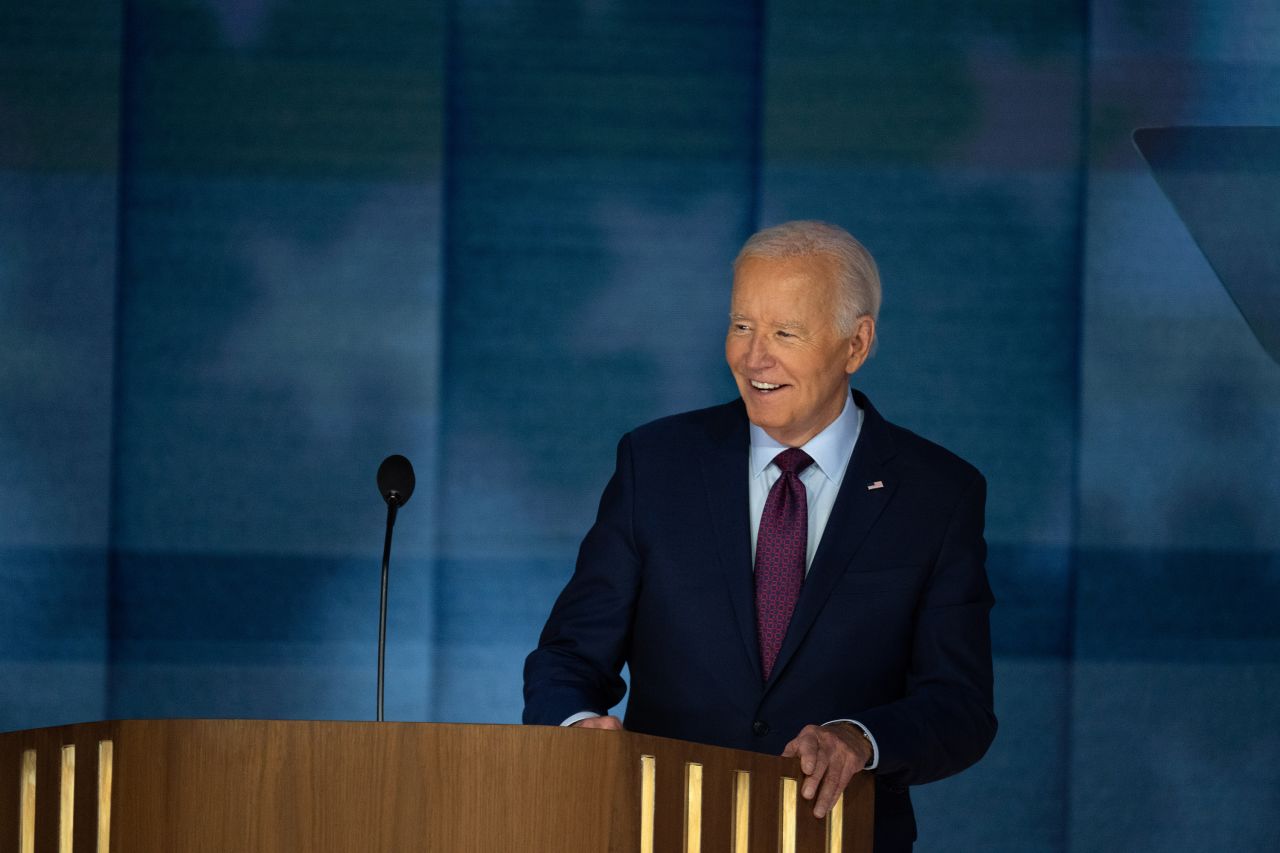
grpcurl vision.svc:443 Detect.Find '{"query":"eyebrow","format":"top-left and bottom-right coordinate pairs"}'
top-left (728, 312), bottom-right (807, 331)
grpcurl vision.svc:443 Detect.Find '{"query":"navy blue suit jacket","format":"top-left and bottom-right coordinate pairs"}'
top-left (524, 390), bottom-right (996, 849)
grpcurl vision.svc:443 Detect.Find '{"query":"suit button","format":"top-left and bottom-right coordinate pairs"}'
top-left (752, 720), bottom-right (769, 737)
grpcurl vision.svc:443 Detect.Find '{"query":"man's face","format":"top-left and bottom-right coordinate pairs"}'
top-left (725, 254), bottom-right (873, 447)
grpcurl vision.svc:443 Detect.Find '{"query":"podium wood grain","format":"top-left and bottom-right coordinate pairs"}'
top-left (1, 720), bottom-right (872, 853)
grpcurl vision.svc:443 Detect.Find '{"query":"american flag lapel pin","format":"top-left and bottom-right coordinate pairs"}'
top-left (867, 480), bottom-right (885, 491)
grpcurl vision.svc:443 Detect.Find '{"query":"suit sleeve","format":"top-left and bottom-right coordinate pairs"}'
top-left (522, 434), bottom-right (641, 725)
top-left (852, 470), bottom-right (997, 786)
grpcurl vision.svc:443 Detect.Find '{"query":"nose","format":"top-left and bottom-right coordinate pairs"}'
top-left (742, 332), bottom-right (776, 370)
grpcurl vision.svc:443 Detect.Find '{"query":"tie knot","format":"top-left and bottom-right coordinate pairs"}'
top-left (772, 447), bottom-right (814, 476)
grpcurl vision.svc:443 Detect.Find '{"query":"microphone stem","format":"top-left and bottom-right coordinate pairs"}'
top-left (377, 501), bottom-right (398, 722)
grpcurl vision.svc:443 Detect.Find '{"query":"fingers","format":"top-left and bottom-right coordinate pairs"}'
top-left (813, 752), bottom-right (855, 819)
top-left (782, 724), bottom-right (864, 819)
top-left (572, 715), bottom-right (623, 730)
top-left (800, 729), bottom-right (833, 802)
top-left (803, 742), bottom-right (834, 799)
top-left (786, 725), bottom-right (829, 802)
top-left (802, 749), bottom-right (830, 799)
top-left (785, 724), bottom-right (822, 774)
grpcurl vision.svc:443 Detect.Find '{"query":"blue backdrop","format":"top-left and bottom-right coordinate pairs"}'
top-left (2, 1), bottom-right (1277, 850)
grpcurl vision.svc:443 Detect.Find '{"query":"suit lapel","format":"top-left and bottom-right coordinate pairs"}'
top-left (698, 402), bottom-right (761, 682)
top-left (764, 391), bottom-right (899, 692)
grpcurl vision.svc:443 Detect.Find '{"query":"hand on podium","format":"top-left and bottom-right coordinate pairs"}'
top-left (571, 715), bottom-right (624, 730)
top-left (782, 723), bottom-right (871, 820)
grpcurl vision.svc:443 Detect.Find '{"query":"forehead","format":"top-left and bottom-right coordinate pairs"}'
top-left (730, 254), bottom-right (840, 318)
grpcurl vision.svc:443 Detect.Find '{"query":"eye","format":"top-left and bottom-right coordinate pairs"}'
top-left (776, 330), bottom-right (794, 339)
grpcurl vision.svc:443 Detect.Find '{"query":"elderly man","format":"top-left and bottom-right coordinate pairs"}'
top-left (523, 220), bottom-right (996, 852)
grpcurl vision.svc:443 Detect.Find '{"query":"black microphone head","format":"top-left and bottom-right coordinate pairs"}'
top-left (377, 454), bottom-right (415, 507)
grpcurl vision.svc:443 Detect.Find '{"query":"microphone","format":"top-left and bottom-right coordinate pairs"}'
top-left (375, 454), bottom-right (415, 722)
top-left (377, 454), bottom-right (416, 507)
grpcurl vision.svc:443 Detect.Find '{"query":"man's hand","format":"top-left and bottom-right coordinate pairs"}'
top-left (782, 723), bottom-right (871, 819)
top-left (571, 715), bottom-right (623, 730)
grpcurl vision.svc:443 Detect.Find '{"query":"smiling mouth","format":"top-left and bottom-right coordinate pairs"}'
top-left (749, 380), bottom-right (786, 392)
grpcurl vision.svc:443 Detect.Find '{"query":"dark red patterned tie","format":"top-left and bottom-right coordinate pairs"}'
top-left (755, 447), bottom-right (813, 681)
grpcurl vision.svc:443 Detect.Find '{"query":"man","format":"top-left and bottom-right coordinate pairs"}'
top-left (523, 221), bottom-right (996, 852)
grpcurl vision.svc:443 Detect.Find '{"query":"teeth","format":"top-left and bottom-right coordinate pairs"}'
top-left (751, 380), bottom-right (782, 390)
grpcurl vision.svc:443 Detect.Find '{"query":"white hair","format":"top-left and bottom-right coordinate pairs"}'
top-left (733, 220), bottom-right (881, 336)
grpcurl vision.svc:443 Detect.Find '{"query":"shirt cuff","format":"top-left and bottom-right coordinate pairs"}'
top-left (560, 711), bottom-right (601, 727)
top-left (823, 719), bottom-right (879, 770)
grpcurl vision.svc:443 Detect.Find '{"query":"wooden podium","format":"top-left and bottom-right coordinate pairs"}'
top-left (0, 720), bottom-right (872, 852)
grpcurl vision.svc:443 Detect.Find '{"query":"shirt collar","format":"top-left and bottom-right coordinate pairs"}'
top-left (749, 388), bottom-right (861, 481)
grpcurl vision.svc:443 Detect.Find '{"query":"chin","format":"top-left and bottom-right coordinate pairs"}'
top-left (742, 406), bottom-right (784, 431)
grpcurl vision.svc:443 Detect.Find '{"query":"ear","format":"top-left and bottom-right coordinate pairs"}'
top-left (844, 316), bottom-right (876, 375)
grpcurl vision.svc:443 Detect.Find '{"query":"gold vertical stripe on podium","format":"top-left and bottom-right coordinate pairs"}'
top-left (98, 740), bottom-right (114, 853)
top-left (778, 777), bottom-right (797, 853)
top-left (60, 745), bottom-right (76, 853)
top-left (639, 755), bottom-right (656, 853)
top-left (683, 762), bottom-right (703, 853)
top-left (825, 793), bottom-right (843, 853)
top-left (732, 771), bottom-right (751, 853)
top-left (20, 749), bottom-right (37, 853)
